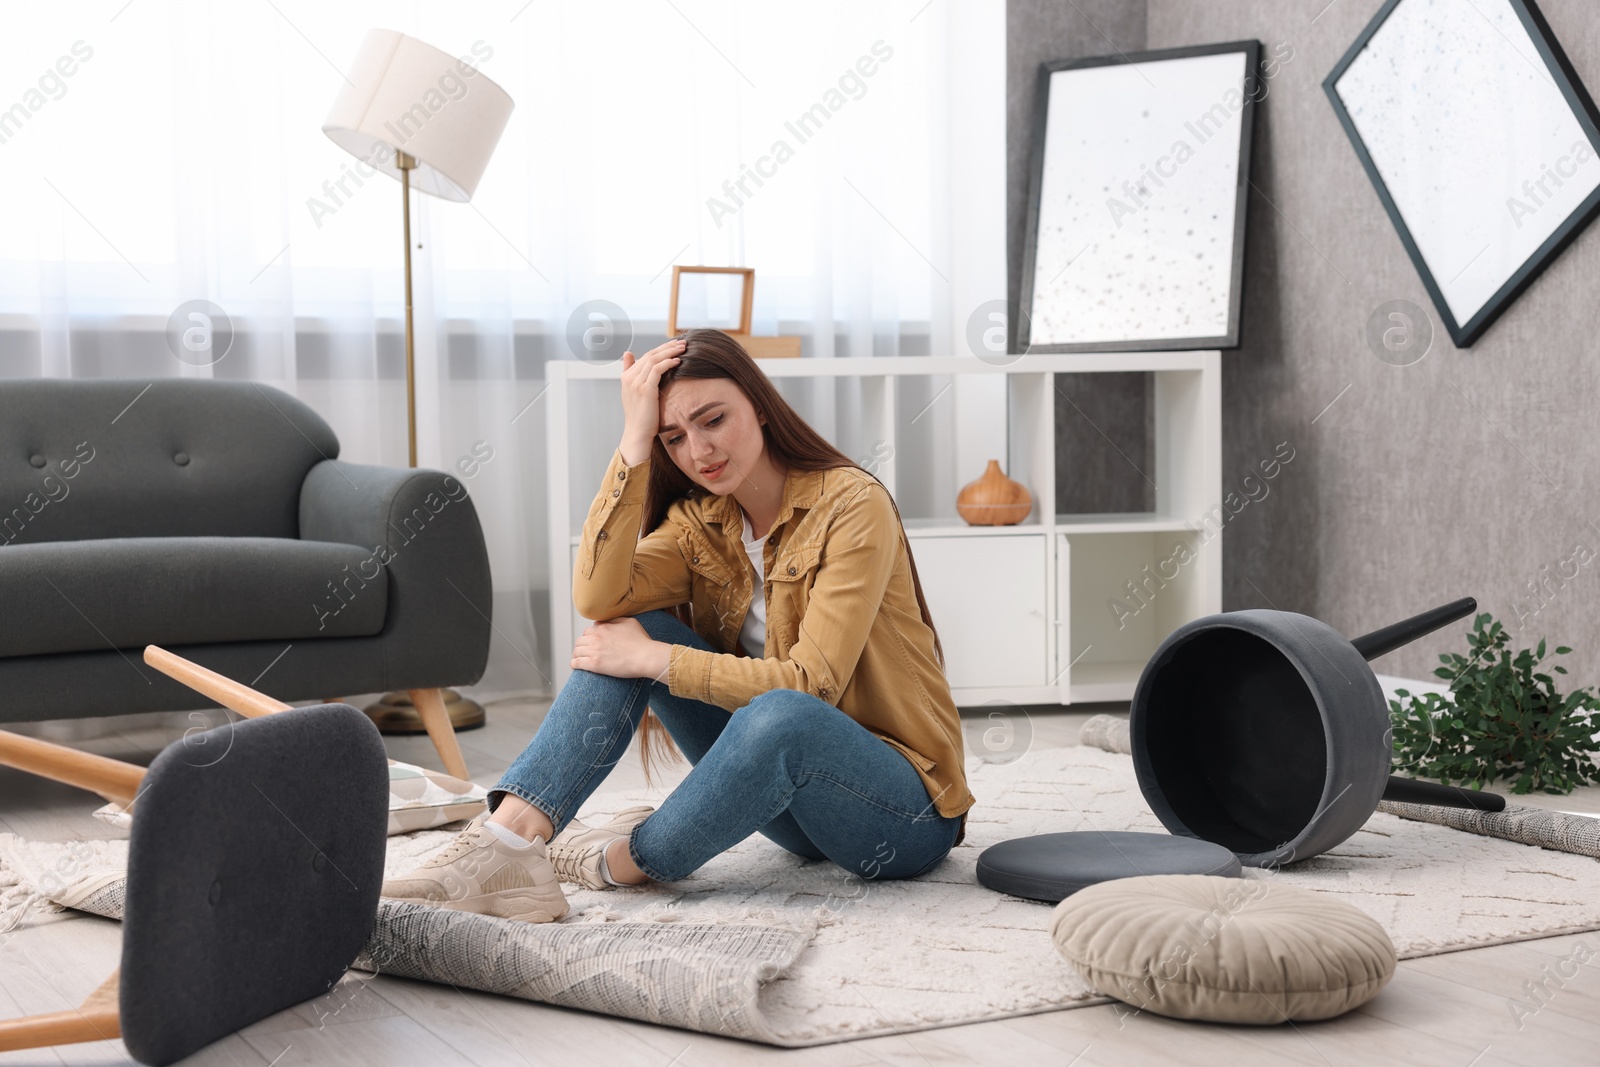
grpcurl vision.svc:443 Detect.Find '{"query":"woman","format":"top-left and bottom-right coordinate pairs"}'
top-left (383, 328), bottom-right (974, 922)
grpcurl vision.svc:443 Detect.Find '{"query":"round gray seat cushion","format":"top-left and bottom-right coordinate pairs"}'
top-left (975, 830), bottom-right (1242, 902)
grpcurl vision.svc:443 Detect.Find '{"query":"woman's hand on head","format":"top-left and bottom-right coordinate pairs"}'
top-left (618, 338), bottom-right (686, 463)
top-left (571, 616), bottom-right (673, 682)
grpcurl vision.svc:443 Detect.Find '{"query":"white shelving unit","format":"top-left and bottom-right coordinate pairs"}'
top-left (545, 352), bottom-right (1221, 707)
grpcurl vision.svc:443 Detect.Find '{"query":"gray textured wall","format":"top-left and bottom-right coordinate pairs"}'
top-left (1007, 0), bottom-right (1156, 516)
top-left (1009, 0), bottom-right (1600, 686)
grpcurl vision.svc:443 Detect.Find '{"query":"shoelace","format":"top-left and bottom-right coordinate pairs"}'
top-left (546, 810), bottom-right (655, 881)
top-left (421, 828), bottom-right (493, 869)
top-left (549, 841), bottom-right (602, 885)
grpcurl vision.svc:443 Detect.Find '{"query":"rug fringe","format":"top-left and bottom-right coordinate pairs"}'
top-left (0, 877), bottom-right (47, 934)
top-left (0, 854), bottom-right (61, 933)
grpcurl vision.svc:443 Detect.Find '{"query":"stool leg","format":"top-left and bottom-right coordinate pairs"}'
top-left (409, 688), bottom-right (469, 780)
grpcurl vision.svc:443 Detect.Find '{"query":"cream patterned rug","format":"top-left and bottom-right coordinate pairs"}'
top-left (5, 745), bottom-right (1600, 1047)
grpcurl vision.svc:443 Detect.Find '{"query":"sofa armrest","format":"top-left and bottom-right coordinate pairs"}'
top-left (299, 460), bottom-right (492, 690)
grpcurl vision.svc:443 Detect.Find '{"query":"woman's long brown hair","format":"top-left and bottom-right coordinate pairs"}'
top-left (630, 327), bottom-right (945, 786)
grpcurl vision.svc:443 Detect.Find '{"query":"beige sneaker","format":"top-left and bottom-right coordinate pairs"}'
top-left (381, 814), bottom-right (569, 922)
top-left (548, 805), bottom-right (656, 890)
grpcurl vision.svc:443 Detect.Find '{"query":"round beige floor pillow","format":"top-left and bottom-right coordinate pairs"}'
top-left (1049, 874), bottom-right (1397, 1023)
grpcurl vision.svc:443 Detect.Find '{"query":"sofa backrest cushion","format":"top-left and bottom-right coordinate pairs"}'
top-left (0, 379), bottom-right (340, 544)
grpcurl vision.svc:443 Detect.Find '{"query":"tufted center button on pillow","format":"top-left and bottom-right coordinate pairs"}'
top-left (209, 879), bottom-right (223, 906)
top-left (174, 452), bottom-right (191, 466)
top-left (28, 454), bottom-right (46, 468)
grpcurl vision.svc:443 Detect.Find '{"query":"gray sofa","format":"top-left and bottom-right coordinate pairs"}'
top-left (0, 378), bottom-right (492, 775)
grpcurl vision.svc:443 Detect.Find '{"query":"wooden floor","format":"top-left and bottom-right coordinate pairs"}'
top-left (2, 697), bottom-right (1597, 1066)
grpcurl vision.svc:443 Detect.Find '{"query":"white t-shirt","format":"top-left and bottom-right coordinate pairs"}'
top-left (737, 505), bottom-right (768, 658)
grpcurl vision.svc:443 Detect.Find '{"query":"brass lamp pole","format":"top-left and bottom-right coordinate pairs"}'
top-left (361, 149), bottom-right (485, 735)
top-left (400, 149), bottom-right (419, 469)
top-left (322, 29), bottom-right (515, 738)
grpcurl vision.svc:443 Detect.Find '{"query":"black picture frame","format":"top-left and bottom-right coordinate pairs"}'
top-left (1324, 0), bottom-right (1600, 348)
top-left (1017, 40), bottom-right (1261, 354)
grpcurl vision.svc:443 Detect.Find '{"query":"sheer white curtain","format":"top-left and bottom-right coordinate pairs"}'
top-left (0, 0), bottom-right (999, 697)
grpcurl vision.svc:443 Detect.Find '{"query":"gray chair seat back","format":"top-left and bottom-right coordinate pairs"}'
top-left (120, 703), bottom-right (389, 1065)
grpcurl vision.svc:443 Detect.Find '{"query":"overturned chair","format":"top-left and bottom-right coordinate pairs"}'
top-left (0, 646), bottom-right (390, 1065)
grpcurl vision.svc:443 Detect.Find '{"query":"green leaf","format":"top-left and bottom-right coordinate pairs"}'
top-left (1385, 612), bottom-right (1600, 796)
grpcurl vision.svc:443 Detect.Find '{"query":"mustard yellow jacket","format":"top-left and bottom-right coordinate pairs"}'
top-left (574, 446), bottom-right (974, 845)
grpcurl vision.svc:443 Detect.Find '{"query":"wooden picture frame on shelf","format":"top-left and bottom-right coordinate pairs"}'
top-left (667, 265), bottom-right (801, 358)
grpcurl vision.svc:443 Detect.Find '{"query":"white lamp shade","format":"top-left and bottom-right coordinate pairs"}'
top-left (322, 28), bottom-right (514, 202)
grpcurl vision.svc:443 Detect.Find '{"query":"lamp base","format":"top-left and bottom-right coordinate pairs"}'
top-left (363, 689), bottom-right (486, 734)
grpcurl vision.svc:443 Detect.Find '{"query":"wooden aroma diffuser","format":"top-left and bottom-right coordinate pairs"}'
top-left (956, 459), bottom-right (1033, 525)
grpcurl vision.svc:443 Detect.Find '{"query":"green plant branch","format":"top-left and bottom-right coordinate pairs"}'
top-left (1388, 612), bottom-right (1600, 795)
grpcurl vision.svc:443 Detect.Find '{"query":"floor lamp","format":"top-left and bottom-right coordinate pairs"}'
top-left (323, 28), bottom-right (514, 735)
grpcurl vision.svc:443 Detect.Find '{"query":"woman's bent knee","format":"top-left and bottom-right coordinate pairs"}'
top-left (628, 608), bottom-right (698, 645)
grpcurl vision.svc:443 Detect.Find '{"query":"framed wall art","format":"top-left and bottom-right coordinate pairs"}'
top-left (1018, 40), bottom-right (1262, 353)
top-left (1325, 0), bottom-right (1600, 347)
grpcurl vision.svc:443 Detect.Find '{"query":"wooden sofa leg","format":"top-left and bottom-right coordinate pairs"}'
top-left (409, 688), bottom-right (469, 780)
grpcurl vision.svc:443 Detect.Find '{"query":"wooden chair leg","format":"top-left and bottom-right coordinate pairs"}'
top-left (0, 731), bottom-right (144, 805)
top-left (143, 646), bottom-right (291, 719)
top-left (0, 969), bottom-right (120, 1052)
top-left (408, 688), bottom-right (469, 780)
top-left (0, 648), bottom-right (423, 812)
top-left (0, 642), bottom-right (271, 806)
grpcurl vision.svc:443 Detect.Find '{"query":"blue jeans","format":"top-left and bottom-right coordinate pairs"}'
top-left (487, 608), bottom-right (962, 883)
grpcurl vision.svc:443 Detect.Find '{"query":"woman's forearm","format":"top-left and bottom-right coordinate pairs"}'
top-left (573, 446), bottom-right (648, 617)
top-left (572, 446), bottom-right (691, 621)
